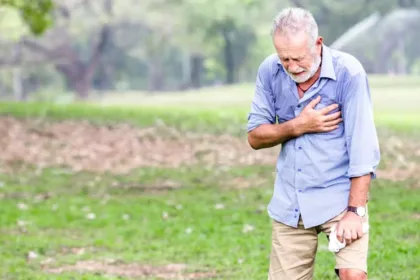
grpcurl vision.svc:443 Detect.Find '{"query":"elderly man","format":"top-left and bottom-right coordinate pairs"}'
top-left (247, 7), bottom-right (380, 280)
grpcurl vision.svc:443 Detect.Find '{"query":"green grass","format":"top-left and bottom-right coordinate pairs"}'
top-left (1, 75), bottom-right (420, 134)
top-left (0, 102), bottom-right (249, 136)
top-left (0, 166), bottom-right (419, 279)
top-left (0, 101), bottom-right (419, 136)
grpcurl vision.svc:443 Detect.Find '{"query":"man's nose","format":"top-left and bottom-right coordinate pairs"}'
top-left (288, 62), bottom-right (299, 73)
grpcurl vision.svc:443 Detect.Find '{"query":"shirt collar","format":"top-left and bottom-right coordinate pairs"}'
top-left (319, 45), bottom-right (336, 81)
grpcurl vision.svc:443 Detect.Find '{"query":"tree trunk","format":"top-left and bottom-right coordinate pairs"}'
top-left (64, 73), bottom-right (91, 100)
top-left (396, 39), bottom-right (407, 75)
top-left (12, 42), bottom-right (23, 101)
top-left (222, 27), bottom-right (235, 84)
top-left (147, 56), bottom-right (165, 92)
top-left (57, 64), bottom-right (92, 100)
top-left (73, 76), bottom-right (91, 100)
top-left (12, 67), bottom-right (23, 101)
top-left (190, 54), bottom-right (203, 88)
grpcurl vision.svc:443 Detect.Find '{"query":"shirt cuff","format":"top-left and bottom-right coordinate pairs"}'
top-left (348, 165), bottom-right (377, 179)
top-left (247, 114), bottom-right (273, 132)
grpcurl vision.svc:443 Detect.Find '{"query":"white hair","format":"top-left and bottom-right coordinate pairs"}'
top-left (272, 7), bottom-right (318, 46)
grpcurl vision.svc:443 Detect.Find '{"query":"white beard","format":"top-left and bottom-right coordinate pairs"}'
top-left (286, 54), bottom-right (322, 83)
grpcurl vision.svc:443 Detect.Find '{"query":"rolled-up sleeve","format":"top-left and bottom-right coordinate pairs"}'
top-left (247, 61), bottom-right (276, 133)
top-left (342, 71), bottom-right (381, 179)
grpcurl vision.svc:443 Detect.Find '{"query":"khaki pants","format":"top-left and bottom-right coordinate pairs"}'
top-left (268, 209), bottom-right (369, 280)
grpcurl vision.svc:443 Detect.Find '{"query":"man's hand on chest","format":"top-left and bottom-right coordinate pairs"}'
top-left (294, 95), bottom-right (343, 136)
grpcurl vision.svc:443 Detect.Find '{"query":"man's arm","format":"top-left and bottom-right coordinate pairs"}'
top-left (343, 71), bottom-right (380, 204)
top-left (348, 175), bottom-right (371, 207)
top-left (247, 121), bottom-right (300, 150)
top-left (246, 58), bottom-right (278, 148)
top-left (336, 68), bottom-right (381, 244)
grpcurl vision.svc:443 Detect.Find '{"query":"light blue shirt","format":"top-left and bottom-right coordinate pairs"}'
top-left (247, 45), bottom-right (381, 229)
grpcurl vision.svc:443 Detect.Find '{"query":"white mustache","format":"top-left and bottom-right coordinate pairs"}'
top-left (289, 69), bottom-right (306, 75)
top-left (287, 66), bottom-right (306, 74)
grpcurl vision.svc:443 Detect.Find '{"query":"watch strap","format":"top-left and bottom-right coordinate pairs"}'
top-left (347, 206), bottom-right (358, 213)
top-left (347, 206), bottom-right (365, 217)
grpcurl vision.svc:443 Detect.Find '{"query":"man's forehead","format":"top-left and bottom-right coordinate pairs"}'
top-left (274, 32), bottom-right (310, 57)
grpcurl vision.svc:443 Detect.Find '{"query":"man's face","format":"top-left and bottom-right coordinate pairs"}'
top-left (273, 31), bottom-right (322, 83)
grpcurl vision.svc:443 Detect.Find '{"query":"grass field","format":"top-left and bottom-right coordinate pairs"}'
top-left (0, 76), bottom-right (419, 279)
top-left (1, 166), bottom-right (419, 279)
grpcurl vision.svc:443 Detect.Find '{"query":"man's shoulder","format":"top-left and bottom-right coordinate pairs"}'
top-left (258, 53), bottom-right (280, 74)
top-left (329, 47), bottom-right (366, 77)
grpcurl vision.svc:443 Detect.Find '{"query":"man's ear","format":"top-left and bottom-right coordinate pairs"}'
top-left (316, 36), bottom-right (323, 46)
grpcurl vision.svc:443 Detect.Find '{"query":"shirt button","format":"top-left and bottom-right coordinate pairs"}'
top-left (295, 209), bottom-right (299, 212)
top-left (298, 147), bottom-right (302, 150)
top-left (297, 105), bottom-right (301, 108)
top-left (298, 190), bottom-right (302, 193)
top-left (298, 169), bottom-right (302, 172)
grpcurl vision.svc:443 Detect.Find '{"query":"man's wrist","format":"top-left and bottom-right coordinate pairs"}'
top-left (347, 205), bottom-right (366, 217)
top-left (291, 117), bottom-right (305, 137)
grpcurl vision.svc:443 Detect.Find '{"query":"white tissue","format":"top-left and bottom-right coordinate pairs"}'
top-left (328, 223), bottom-right (369, 253)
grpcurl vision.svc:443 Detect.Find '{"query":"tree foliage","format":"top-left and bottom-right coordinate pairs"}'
top-left (0, 0), bottom-right (54, 35)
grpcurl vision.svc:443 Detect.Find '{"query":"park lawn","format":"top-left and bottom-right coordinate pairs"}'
top-left (0, 102), bottom-right (419, 136)
top-left (0, 165), bottom-right (419, 279)
top-left (0, 79), bottom-right (419, 279)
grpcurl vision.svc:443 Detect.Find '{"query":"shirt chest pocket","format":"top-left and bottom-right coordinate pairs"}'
top-left (275, 104), bottom-right (297, 124)
top-left (274, 92), bottom-right (297, 124)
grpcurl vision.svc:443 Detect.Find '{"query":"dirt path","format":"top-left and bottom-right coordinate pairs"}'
top-left (0, 117), bottom-right (277, 173)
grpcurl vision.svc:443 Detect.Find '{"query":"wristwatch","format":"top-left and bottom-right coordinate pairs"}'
top-left (347, 206), bottom-right (366, 217)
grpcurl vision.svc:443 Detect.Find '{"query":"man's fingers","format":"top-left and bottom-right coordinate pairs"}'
top-left (307, 95), bottom-right (321, 108)
top-left (357, 226), bottom-right (364, 239)
top-left (351, 229), bottom-right (358, 241)
top-left (324, 111), bottom-right (341, 121)
top-left (344, 230), bottom-right (352, 245)
top-left (320, 120), bottom-right (341, 132)
top-left (322, 125), bottom-right (339, 132)
top-left (320, 103), bottom-right (339, 115)
top-left (324, 118), bottom-right (343, 128)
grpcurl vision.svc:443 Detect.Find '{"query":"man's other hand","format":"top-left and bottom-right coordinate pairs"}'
top-left (335, 212), bottom-right (364, 245)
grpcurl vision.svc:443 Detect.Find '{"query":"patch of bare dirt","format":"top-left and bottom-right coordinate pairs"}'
top-left (225, 177), bottom-right (270, 189)
top-left (412, 213), bottom-right (420, 220)
top-left (0, 117), bottom-right (277, 174)
top-left (59, 246), bottom-right (98, 256)
top-left (111, 180), bottom-right (183, 193)
top-left (43, 260), bottom-right (217, 279)
top-left (0, 117), bottom-right (419, 182)
top-left (377, 135), bottom-right (420, 182)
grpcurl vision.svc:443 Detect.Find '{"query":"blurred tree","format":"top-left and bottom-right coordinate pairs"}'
top-left (17, 0), bottom-right (113, 99)
top-left (1, 0), bottom-right (420, 100)
top-left (162, 0), bottom-right (281, 85)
